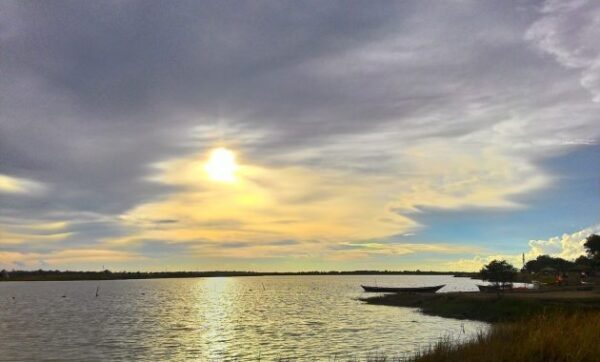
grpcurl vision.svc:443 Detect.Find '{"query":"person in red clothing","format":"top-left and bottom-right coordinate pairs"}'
top-left (555, 273), bottom-right (562, 286)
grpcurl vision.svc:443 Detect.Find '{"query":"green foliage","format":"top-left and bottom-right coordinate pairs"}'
top-left (574, 255), bottom-right (593, 268)
top-left (523, 255), bottom-right (573, 273)
top-left (480, 260), bottom-right (517, 287)
top-left (584, 234), bottom-right (600, 260)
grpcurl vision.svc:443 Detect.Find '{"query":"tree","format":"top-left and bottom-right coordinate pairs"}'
top-left (480, 260), bottom-right (517, 288)
top-left (574, 255), bottom-right (592, 268)
top-left (523, 255), bottom-right (573, 273)
top-left (584, 234), bottom-right (600, 260)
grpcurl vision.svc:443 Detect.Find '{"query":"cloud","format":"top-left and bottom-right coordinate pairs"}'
top-left (0, 248), bottom-right (142, 270)
top-left (446, 224), bottom-right (600, 271)
top-left (102, 143), bottom-right (549, 260)
top-left (444, 254), bottom-right (521, 273)
top-left (112, 152), bottom-right (417, 245)
top-left (526, 0), bottom-right (600, 102)
top-left (525, 224), bottom-right (600, 260)
top-left (0, 173), bottom-right (44, 195)
top-left (0, 1), bottom-right (599, 268)
top-left (328, 242), bottom-right (480, 261)
top-left (0, 230), bottom-right (72, 245)
top-left (0, 218), bottom-right (71, 245)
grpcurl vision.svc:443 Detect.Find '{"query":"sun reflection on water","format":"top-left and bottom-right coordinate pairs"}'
top-left (0, 275), bottom-right (488, 360)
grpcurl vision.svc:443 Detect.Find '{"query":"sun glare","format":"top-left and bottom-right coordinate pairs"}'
top-left (204, 147), bottom-right (238, 183)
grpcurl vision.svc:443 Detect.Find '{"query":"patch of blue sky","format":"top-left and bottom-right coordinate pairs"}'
top-left (393, 145), bottom-right (599, 254)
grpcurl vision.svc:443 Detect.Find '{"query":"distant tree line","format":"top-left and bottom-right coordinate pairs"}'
top-left (479, 234), bottom-right (599, 287)
top-left (523, 234), bottom-right (600, 273)
top-left (0, 268), bottom-right (472, 282)
top-left (478, 234), bottom-right (599, 288)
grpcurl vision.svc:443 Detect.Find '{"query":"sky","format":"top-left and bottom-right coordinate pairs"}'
top-left (1, 0), bottom-right (599, 272)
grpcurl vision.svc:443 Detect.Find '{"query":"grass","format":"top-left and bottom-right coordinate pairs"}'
top-left (328, 310), bottom-right (600, 362)
top-left (363, 290), bottom-right (600, 322)
top-left (360, 289), bottom-right (600, 361)
top-left (410, 311), bottom-right (600, 362)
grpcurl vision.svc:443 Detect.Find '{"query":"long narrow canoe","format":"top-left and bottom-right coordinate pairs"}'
top-left (361, 284), bottom-right (445, 293)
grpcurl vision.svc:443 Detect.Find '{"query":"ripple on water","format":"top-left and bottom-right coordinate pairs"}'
top-left (0, 275), bottom-right (488, 360)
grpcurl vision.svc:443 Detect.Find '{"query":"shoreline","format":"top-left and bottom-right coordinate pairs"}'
top-left (363, 288), bottom-right (600, 361)
top-left (0, 270), bottom-right (476, 282)
top-left (362, 288), bottom-right (600, 322)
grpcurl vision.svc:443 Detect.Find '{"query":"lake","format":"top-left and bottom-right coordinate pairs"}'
top-left (0, 275), bottom-right (488, 360)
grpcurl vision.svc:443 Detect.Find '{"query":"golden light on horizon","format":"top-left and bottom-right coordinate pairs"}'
top-left (204, 147), bottom-right (238, 183)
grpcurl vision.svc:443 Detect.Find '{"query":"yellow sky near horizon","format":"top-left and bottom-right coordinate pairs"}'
top-left (95, 142), bottom-right (549, 263)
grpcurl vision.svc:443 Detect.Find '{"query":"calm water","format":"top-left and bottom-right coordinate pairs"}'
top-left (0, 275), bottom-right (488, 361)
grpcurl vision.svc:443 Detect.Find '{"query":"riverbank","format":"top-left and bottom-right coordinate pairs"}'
top-left (362, 288), bottom-right (600, 322)
top-left (362, 289), bottom-right (600, 361)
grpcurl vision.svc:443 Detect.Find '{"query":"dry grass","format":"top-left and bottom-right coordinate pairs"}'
top-left (411, 311), bottom-right (600, 362)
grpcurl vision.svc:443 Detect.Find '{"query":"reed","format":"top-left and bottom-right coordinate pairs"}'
top-left (410, 311), bottom-right (600, 362)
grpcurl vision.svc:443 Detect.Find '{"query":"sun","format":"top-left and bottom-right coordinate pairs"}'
top-left (204, 147), bottom-right (238, 183)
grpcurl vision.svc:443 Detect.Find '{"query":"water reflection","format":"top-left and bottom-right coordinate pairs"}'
top-left (0, 275), bottom-right (488, 360)
top-left (199, 277), bottom-right (237, 358)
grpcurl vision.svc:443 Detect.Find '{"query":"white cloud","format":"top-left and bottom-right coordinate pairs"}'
top-left (526, 224), bottom-right (600, 260)
top-left (446, 224), bottom-right (600, 271)
top-left (0, 173), bottom-right (44, 195)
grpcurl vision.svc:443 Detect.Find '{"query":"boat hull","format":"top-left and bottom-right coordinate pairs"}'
top-left (477, 284), bottom-right (513, 292)
top-left (361, 284), bottom-right (445, 293)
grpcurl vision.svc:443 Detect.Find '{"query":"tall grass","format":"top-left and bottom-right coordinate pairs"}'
top-left (411, 311), bottom-right (600, 362)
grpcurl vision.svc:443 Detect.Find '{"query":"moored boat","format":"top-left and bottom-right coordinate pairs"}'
top-left (361, 284), bottom-right (445, 293)
top-left (477, 284), bottom-right (513, 292)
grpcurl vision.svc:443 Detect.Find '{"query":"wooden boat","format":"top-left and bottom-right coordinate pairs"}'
top-left (361, 284), bottom-right (445, 293)
top-left (477, 284), bottom-right (513, 292)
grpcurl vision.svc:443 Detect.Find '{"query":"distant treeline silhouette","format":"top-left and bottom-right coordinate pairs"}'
top-left (0, 269), bottom-right (475, 282)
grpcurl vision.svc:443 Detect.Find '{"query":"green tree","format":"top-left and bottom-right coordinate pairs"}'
top-left (584, 234), bottom-right (600, 260)
top-left (575, 255), bottom-right (592, 268)
top-left (523, 255), bottom-right (573, 273)
top-left (480, 260), bottom-right (517, 288)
